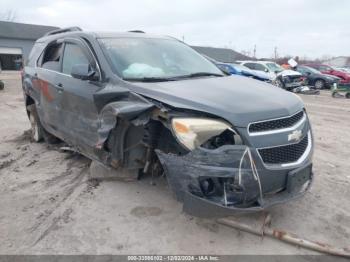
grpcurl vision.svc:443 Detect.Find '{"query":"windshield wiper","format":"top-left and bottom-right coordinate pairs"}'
top-left (123, 72), bottom-right (223, 82)
top-left (123, 77), bottom-right (177, 82)
top-left (173, 72), bottom-right (224, 79)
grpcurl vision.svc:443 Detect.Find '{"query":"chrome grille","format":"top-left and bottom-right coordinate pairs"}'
top-left (258, 134), bottom-right (309, 165)
top-left (249, 111), bottom-right (304, 133)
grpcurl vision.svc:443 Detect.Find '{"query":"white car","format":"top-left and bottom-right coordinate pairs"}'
top-left (238, 60), bottom-right (304, 90)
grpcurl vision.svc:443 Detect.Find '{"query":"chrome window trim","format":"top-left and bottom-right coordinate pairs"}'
top-left (35, 67), bottom-right (72, 77)
top-left (248, 110), bottom-right (305, 136)
top-left (34, 37), bottom-right (102, 82)
top-left (256, 131), bottom-right (312, 169)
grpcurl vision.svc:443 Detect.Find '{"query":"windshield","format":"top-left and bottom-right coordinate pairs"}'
top-left (99, 37), bottom-right (223, 80)
top-left (266, 63), bottom-right (283, 73)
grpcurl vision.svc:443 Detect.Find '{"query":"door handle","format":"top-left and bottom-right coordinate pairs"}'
top-left (56, 83), bottom-right (64, 92)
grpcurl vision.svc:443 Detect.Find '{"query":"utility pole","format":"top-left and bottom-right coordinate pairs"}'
top-left (182, 35), bottom-right (185, 43)
top-left (274, 46), bottom-right (278, 61)
top-left (253, 44), bottom-right (256, 58)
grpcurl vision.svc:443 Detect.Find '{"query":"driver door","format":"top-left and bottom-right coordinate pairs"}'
top-left (58, 38), bottom-right (103, 155)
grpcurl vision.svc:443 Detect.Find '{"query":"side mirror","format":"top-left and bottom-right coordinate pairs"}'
top-left (264, 68), bottom-right (269, 73)
top-left (305, 71), bottom-right (311, 76)
top-left (71, 64), bottom-right (96, 80)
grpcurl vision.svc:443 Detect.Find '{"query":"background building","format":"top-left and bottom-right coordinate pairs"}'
top-left (0, 21), bottom-right (252, 70)
top-left (0, 21), bottom-right (58, 70)
top-left (325, 56), bottom-right (350, 68)
top-left (191, 46), bottom-right (252, 63)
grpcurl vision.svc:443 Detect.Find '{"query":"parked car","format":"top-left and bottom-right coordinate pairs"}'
top-left (216, 62), bottom-right (271, 82)
top-left (295, 65), bottom-right (340, 89)
top-left (239, 60), bottom-right (304, 90)
top-left (335, 67), bottom-right (350, 74)
top-left (22, 27), bottom-right (313, 217)
top-left (303, 64), bottom-right (350, 84)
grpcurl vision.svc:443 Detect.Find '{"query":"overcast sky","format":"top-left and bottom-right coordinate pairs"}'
top-left (1, 0), bottom-right (349, 58)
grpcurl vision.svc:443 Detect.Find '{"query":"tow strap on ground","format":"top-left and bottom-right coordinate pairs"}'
top-left (217, 213), bottom-right (350, 258)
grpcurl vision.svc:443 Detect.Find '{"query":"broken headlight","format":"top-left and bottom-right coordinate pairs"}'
top-left (171, 118), bottom-right (242, 150)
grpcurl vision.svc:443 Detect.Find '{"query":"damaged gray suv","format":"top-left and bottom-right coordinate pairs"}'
top-left (22, 27), bottom-right (313, 217)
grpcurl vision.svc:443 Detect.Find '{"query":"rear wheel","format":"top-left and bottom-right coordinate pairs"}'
top-left (314, 79), bottom-right (325, 89)
top-left (0, 80), bottom-right (4, 90)
top-left (27, 104), bottom-right (60, 143)
top-left (28, 105), bottom-right (44, 142)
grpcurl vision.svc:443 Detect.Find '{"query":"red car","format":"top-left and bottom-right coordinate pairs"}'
top-left (304, 64), bottom-right (350, 84)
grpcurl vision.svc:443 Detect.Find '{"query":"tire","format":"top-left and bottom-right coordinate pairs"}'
top-left (314, 79), bottom-right (325, 89)
top-left (346, 92), bottom-right (350, 99)
top-left (27, 104), bottom-right (60, 143)
top-left (27, 104), bottom-right (44, 142)
top-left (275, 78), bottom-right (285, 89)
top-left (0, 80), bottom-right (4, 90)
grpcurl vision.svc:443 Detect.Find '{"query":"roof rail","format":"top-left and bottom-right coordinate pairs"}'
top-left (128, 30), bottom-right (145, 33)
top-left (44, 27), bottom-right (82, 36)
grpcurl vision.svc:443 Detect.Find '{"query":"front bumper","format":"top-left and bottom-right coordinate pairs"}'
top-left (156, 144), bottom-right (313, 218)
top-left (281, 75), bottom-right (304, 89)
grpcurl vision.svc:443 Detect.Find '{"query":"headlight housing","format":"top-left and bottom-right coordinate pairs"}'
top-left (171, 118), bottom-right (241, 150)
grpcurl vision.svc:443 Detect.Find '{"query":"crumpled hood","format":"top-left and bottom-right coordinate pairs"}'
top-left (278, 70), bottom-right (302, 77)
top-left (128, 75), bottom-right (304, 127)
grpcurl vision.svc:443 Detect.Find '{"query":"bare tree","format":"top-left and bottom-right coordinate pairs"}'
top-left (0, 10), bottom-right (17, 22)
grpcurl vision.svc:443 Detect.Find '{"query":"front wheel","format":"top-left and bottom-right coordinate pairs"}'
top-left (314, 79), bottom-right (325, 89)
top-left (275, 78), bottom-right (285, 89)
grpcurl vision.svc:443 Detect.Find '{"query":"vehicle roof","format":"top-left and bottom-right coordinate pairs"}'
top-left (36, 30), bottom-right (174, 43)
top-left (239, 60), bottom-right (277, 65)
top-left (303, 63), bottom-right (330, 66)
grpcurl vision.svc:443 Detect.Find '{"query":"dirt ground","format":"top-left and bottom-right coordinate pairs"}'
top-left (0, 71), bottom-right (349, 256)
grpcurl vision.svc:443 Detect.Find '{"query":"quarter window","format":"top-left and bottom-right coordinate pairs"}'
top-left (62, 43), bottom-right (90, 75)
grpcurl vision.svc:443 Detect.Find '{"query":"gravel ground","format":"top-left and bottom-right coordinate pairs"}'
top-left (0, 71), bottom-right (349, 256)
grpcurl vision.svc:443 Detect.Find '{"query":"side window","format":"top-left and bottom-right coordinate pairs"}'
top-left (62, 43), bottom-right (90, 75)
top-left (254, 64), bottom-right (266, 72)
top-left (319, 65), bottom-right (331, 71)
top-left (243, 63), bottom-right (256, 70)
top-left (40, 43), bottom-right (63, 71)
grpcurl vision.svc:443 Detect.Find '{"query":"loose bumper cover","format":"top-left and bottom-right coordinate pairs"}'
top-left (156, 145), bottom-right (313, 218)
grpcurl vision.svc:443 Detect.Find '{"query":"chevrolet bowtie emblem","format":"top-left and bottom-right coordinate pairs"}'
top-left (288, 130), bottom-right (303, 142)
